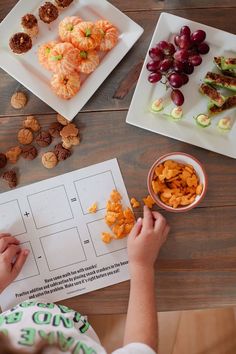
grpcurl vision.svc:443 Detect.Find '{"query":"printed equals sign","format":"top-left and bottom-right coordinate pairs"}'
top-left (71, 197), bottom-right (77, 202)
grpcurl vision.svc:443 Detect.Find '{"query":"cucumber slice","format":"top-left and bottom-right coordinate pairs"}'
top-left (217, 117), bottom-right (232, 131)
top-left (170, 106), bottom-right (183, 120)
top-left (195, 114), bottom-right (211, 127)
top-left (150, 99), bottom-right (164, 112)
top-left (221, 57), bottom-right (236, 71)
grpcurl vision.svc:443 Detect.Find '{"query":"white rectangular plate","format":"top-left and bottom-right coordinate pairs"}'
top-left (126, 13), bottom-right (236, 159)
top-left (0, 0), bottom-right (143, 120)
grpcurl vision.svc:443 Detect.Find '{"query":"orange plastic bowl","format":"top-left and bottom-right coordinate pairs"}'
top-left (147, 152), bottom-right (208, 213)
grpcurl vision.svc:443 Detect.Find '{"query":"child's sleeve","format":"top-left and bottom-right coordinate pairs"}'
top-left (112, 343), bottom-right (156, 354)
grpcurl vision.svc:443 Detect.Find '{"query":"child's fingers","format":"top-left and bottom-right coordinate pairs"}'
top-left (129, 218), bottom-right (143, 239)
top-left (152, 211), bottom-right (166, 221)
top-left (2, 245), bottom-right (21, 262)
top-left (142, 206), bottom-right (154, 230)
top-left (154, 213), bottom-right (166, 234)
top-left (0, 233), bottom-right (12, 239)
top-left (0, 236), bottom-right (20, 253)
top-left (12, 249), bottom-right (29, 277)
top-left (161, 225), bottom-right (170, 244)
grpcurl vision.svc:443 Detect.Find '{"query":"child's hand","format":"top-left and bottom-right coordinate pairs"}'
top-left (0, 233), bottom-right (29, 293)
top-left (128, 206), bottom-right (169, 273)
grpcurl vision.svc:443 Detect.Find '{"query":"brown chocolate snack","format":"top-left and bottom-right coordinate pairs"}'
top-left (3, 170), bottom-right (17, 188)
top-left (21, 145), bottom-right (38, 160)
top-left (35, 131), bottom-right (52, 147)
top-left (9, 32), bottom-right (32, 54)
top-left (39, 2), bottom-right (59, 24)
top-left (0, 153), bottom-right (7, 169)
top-left (21, 14), bottom-right (38, 29)
top-left (49, 122), bottom-right (63, 138)
top-left (55, 0), bottom-right (73, 8)
top-left (54, 143), bottom-right (71, 161)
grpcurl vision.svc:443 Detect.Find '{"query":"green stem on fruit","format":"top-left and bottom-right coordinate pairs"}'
top-left (80, 51), bottom-right (88, 59)
top-left (85, 28), bottom-right (91, 37)
top-left (50, 54), bottom-right (63, 61)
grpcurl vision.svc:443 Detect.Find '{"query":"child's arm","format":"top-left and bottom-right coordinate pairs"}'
top-left (0, 233), bottom-right (29, 293)
top-left (124, 206), bottom-right (170, 352)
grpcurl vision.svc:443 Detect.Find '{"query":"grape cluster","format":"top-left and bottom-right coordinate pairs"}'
top-left (147, 25), bottom-right (210, 106)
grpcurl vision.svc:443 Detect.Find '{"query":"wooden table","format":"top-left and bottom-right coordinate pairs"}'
top-left (1, 0), bottom-right (236, 315)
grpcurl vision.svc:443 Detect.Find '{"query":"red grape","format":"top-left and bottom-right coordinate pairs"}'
top-left (149, 47), bottom-right (164, 61)
top-left (157, 40), bottom-right (169, 52)
top-left (157, 41), bottom-right (174, 55)
top-left (174, 49), bottom-right (189, 62)
top-left (168, 73), bottom-right (183, 88)
top-left (146, 60), bottom-right (160, 72)
top-left (159, 58), bottom-right (173, 72)
top-left (180, 25), bottom-right (191, 37)
top-left (191, 29), bottom-right (206, 44)
top-left (168, 43), bottom-right (176, 55)
top-left (148, 71), bottom-right (162, 83)
top-left (173, 60), bottom-right (184, 73)
top-left (197, 42), bottom-right (210, 54)
top-left (180, 73), bottom-right (189, 85)
top-left (174, 35), bottom-right (180, 46)
top-left (183, 61), bottom-right (194, 74)
top-left (189, 55), bottom-right (202, 66)
top-left (171, 89), bottom-right (184, 106)
top-left (178, 34), bottom-right (192, 49)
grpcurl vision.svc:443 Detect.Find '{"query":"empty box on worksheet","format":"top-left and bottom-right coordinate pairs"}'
top-left (87, 219), bottom-right (127, 257)
top-left (27, 185), bottom-right (73, 229)
top-left (74, 171), bottom-right (116, 214)
top-left (40, 227), bottom-right (86, 271)
top-left (0, 200), bottom-right (26, 236)
top-left (15, 242), bottom-right (39, 282)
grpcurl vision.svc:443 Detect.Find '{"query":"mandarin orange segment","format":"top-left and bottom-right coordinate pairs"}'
top-left (71, 21), bottom-right (102, 51)
top-left (96, 20), bottom-right (119, 51)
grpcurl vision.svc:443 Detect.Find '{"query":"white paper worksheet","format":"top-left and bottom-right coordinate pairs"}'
top-left (0, 159), bottom-right (131, 311)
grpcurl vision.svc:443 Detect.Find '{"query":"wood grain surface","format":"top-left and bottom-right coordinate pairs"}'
top-left (0, 1), bottom-right (236, 314)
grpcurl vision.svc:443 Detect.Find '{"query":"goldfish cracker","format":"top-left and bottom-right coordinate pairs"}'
top-left (88, 202), bottom-right (97, 213)
top-left (101, 232), bottom-right (113, 244)
top-left (130, 197), bottom-right (140, 208)
top-left (110, 189), bottom-right (122, 203)
top-left (143, 195), bottom-right (155, 209)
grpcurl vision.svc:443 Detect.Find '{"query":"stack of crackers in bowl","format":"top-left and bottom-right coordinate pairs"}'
top-left (147, 152), bottom-right (207, 212)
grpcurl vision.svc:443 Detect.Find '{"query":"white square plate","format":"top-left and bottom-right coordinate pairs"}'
top-left (126, 13), bottom-right (236, 159)
top-left (0, 0), bottom-right (143, 120)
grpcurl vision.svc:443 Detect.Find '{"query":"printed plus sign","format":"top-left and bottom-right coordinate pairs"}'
top-left (24, 212), bottom-right (30, 217)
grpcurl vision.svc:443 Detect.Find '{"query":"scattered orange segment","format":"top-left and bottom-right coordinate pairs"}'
top-left (143, 195), bottom-right (155, 209)
top-left (88, 202), bottom-right (97, 213)
top-left (101, 189), bottom-right (135, 243)
top-left (130, 197), bottom-right (140, 208)
top-left (151, 159), bottom-right (203, 209)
